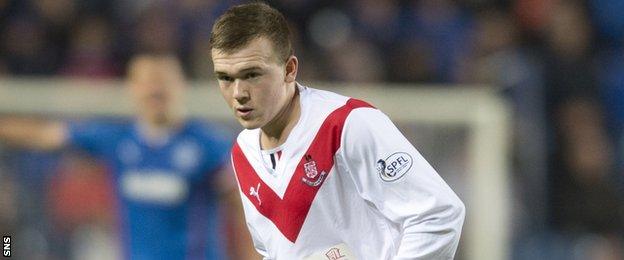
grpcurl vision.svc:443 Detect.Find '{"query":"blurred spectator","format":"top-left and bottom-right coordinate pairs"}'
top-left (589, 0), bottom-right (624, 47)
top-left (540, 1), bottom-right (623, 258)
top-left (2, 16), bottom-right (58, 74)
top-left (387, 38), bottom-right (437, 83)
top-left (33, 0), bottom-right (76, 28)
top-left (458, 7), bottom-right (548, 233)
top-left (599, 47), bottom-right (624, 198)
top-left (60, 15), bottom-right (119, 78)
top-left (514, 0), bottom-right (555, 34)
top-left (0, 0), bottom-right (17, 34)
top-left (32, 0), bottom-right (77, 68)
top-left (348, 0), bottom-right (401, 47)
top-left (46, 152), bottom-right (115, 260)
top-left (271, 0), bottom-right (323, 41)
top-left (325, 37), bottom-right (385, 82)
top-left (47, 152), bottom-right (114, 234)
top-left (133, 5), bottom-right (180, 55)
top-left (183, 1), bottom-right (234, 79)
top-left (399, 0), bottom-right (473, 82)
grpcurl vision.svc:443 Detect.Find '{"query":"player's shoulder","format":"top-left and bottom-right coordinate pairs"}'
top-left (296, 83), bottom-right (384, 139)
top-left (344, 104), bottom-right (388, 128)
top-left (300, 84), bottom-right (349, 108)
top-left (301, 83), bottom-right (376, 113)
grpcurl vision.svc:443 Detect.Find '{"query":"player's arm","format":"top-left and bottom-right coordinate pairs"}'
top-left (216, 165), bottom-right (264, 260)
top-left (0, 116), bottom-right (68, 151)
top-left (340, 108), bottom-right (465, 259)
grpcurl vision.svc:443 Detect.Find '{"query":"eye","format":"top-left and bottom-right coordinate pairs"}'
top-left (217, 75), bottom-right (234, 82)
top-left (245, 72), bottom-right (261, 79)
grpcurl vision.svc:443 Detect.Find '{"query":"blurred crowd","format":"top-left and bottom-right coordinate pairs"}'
top-left (2, 0), bottom-right (624, 259)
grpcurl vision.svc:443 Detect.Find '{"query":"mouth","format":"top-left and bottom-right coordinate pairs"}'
top-left (236, 107), bottom-right (253, 118)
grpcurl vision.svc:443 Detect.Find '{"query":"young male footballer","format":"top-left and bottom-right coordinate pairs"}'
top-left (211, 2), bottom-right (465, 259)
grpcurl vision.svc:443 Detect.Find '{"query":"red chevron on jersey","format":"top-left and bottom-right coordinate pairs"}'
top-left (232, 98), bottom-right (374, 242)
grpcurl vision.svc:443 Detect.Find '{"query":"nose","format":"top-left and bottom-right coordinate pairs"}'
top-left (232, 79), bottom-right (250, 104)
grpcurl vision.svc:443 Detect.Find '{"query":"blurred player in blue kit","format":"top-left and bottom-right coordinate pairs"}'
top-left (0, 54), bottom-right (257, 259)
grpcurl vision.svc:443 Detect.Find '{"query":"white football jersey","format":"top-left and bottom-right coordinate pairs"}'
top-left (231, 84), bottom-right (465, 260)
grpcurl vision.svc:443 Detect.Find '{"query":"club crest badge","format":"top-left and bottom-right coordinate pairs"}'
top-left (304, 155), bottom-right (319, 178)
top-left (302, 154), bottom-right (326, 187)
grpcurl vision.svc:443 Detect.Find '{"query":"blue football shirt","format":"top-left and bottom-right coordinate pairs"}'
top-left (67, 119), bottom-right (232, 260)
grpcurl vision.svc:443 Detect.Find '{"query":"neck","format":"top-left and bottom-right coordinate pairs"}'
top-left (260, 84), bottom-right (300, 150)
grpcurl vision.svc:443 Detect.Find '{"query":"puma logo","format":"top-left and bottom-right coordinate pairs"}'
top-left (249, 183), bottom-right (261, 205)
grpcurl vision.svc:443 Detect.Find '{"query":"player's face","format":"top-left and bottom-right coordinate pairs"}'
top-left (212, 37), bottom-right (297, 129)
top-left (128, 59), bottom-right (185, 125)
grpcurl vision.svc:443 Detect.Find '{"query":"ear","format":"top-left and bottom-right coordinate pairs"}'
top-left (284, 55), bottom-right (298, 83)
